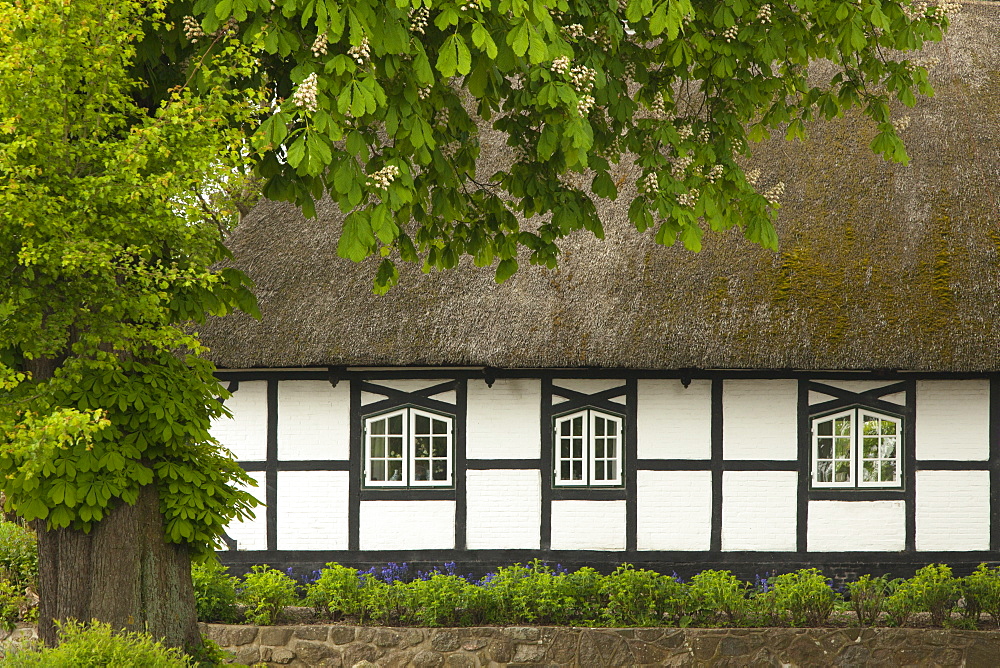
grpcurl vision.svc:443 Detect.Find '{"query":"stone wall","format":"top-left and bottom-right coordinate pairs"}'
top-left (201, 623), bottom-right (1000, 667)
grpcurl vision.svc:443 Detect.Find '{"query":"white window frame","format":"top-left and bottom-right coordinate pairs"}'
top-left (811, 407), bottom-right (902, 489)
top-left (364, 407), bottom-right (453, 488)
top-left (554, 408), bottom-right (623, 487)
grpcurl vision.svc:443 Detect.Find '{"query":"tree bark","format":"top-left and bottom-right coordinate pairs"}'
top-left (34, 482), bottom-right (200, 649)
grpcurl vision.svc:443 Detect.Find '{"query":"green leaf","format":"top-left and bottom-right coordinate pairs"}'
top-left (337, 211), bottom-right (375, 262)
top-left (495, 258), bottom-right (518, 282)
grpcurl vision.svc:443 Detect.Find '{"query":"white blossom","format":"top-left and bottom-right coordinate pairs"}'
top-left (348, 37), bottom-right (371, 66)
top-left (409, 6), bottom-right (430, 34)
top-left (311, 34), bottom-right (328, 57)
top-left (292, 73), bottom-right (319, 113)
top-left (367, 164), bottom-right (401, 189)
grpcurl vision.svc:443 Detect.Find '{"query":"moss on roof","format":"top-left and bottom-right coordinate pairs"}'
top-left (200, 3), bottom-right (1000, 372)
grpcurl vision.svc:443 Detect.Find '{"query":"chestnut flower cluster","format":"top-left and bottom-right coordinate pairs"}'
top-left (311, 34), bottom-right (328, 57)
top-left (640, 172), bottom-right (659, 194)
top-left (292, 72), bottom-right (319, 113)
top-left (757, 4), bottom-right (772, 23)
top-left (367, 164), bottom-right (401, 189)
top-left (348, 37), bottom-right (371, 66)
top-left (409, 6), bottom-right (430, 33)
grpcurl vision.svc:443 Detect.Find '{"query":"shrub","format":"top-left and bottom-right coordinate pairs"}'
top-left (305, 562), bottom-right (366, 620)
top-left (846, 574), bottom-right (890, 626)
top-left (191, 557), bottom-right (239, 623)
top-left (687, 570), bottom-right (748, 626)
top-left (960, 563), bottom-right (1000, 625)
top-left (910, 563), bottom-right (959, 626)
top-left (600, 564), bottom-right (688, 627)
top-left (3, 620), bottom-right (192, 667)
top-left (885, 577), bottom-right (920, 627)
top-left (408, 574), bottom-right (485, 626)
top-left (362, 578), bottom-right (414, 625)
top-left (238, 565), bottom-right (298, 625)
top-left (0, 520), bottom-right (37, 591)
top-left (762, 568), bottom-right (838, 627)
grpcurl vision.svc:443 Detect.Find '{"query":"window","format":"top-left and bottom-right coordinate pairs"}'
top-left (811, 408), bottom-right (901, 488)
top-left (364, 408), bottom-right (453, 487)
top-left (554, 409), bottom-right (623, 486)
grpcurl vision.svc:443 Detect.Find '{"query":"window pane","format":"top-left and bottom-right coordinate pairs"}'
top-left (863, 417), bottom-right (878, 436)
top-left (414, 460), bottom-right (428, 481)
top-left (388, 461), bottom-right (402, 481)
top-left (881, 461), bottom-right (897, 482)
top-left (388, 414), bottom-right (403, 433)
top-left (433, 460), bottom-right (447, 480)
top-left (572, 461), bottom-right (582, 479)
top-left (594, 462), bottom-right (605, 480)
top-left (595, 440), bottom-right (605, 458)
top-left (371, 461), bottom-right (386, 481)
top-left (817, 420), bottom-right (833, 436)
top-left (415, 414), bottom-right (430, 433)
top-left (432, 437), bottom-right (447, 458)
top-left (817, 438), bottom-right (832, 460)
top-left (594, 418), bottom-right (605, 437)
top-left (816, 461), bottom-right (832, 482)
top-left (572, 440), bottom-right (582, 458)
top-left (414, 436), bottom-right (430, 457)
top-left (573, 416), bottom-right (583, 434)
top-left (607, 421), bottom-right (618, 436)
top-left (371, 419), bottom-right (386, 436)
top-left (389, 437), bottom-right (403, 458)
top-left (371, 437), bottom-right (385, 458)
top-left (561, 462), bottom-right (570, 479)
top-left (835, 417), bottom-right (851, 436)
top-left (863, 461), bottom-right (877, 482)
top-left (432, 418), bottom-right (447, 435)
top-left (606, 442), bottom-right (616, 458)
top-left (561, 441), bottom-right (570, 458)
top-left (863, 438), bottom-right (877, 459)
top-left (835, 438), bottom-right (851, 459)
top-left (834, 461), bottom-right (851, 483)
top-left (880, 442), bottom-right (896, 459)
top-left (882, 421), bottom-right (897, 436)
top-left (561, 421), bottom-right (571, 437)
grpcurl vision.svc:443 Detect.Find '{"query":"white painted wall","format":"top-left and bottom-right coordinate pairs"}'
top-left (916, 470), bottom-right (990, 551)
top-left (808, 380), bottom-right (905, 406)
top-left (550, 500), bottom-right (626, 550)
top-left (276, 471), bottom-right (349, 550)
top-left (466, 379), bottom-right (541, 459)
top-left (637, 379), bottom-right (711, 460)
top-left (916, 380), bottom-right (989, 461)
top-left (222, 471), bottom-right (267, 551)
top-left (465, 470), bottom-right (541, 549)
top-left (637, 471), bottom-right (712, 550)
top-left (277, 381), bottom-right (350, 460)
top-left (211, 381), bottom-right (268, 461)
top-left (721, 471), bottom-right (797, 551)
top-left (361, 379), bottom-right (455, 402)
top-left (359, 501), bottom-right (455, 550)
top-left (723, 380), bottom-right (797, 460)
top-left (807, 501), bottom-right (905, 551)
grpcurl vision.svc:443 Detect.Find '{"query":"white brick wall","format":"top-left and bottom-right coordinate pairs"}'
top-left (550, 500), bottom-right (626, 550)
top-left (465, 470), bottom-right (541, 549)
top-left (211, 381), bottom-right (267, 461)
top-left (277, 381), bottom-right (350, 460)
top-left (807, 501), bottom-right (905, 551)
top-left (276, 471), bottom-right (349, 550)
top-left (637, 471), bottom-right (712, 550)
top-left (916, 470), bottom-right (990, 551)
top-left (466, 379), bottom-right (541, 459)
top-left (222, 471), bottom-right (267, 551)
top-left (359, 501), bottom-right (455, 550)
top-left (723, 380), bottom-right (797, 460)
top-left (637, 379), bottom-right (711, 460)
top-left (721, 471), bottom-right (797, 551)
top-left (916, 380), bottom-right (989, 461)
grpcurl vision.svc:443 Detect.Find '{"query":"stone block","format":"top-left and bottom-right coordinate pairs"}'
top-left (217, 625), bottom-right (259, 647)
top-left (259, 627), bottom-right (293, 646)
top-left (293, 625), bottom-right (330, 641)
top-left (232, 645), bottom-right (260, 665)
top-left (445, 653), bottom-right (476, 668)
top-left (373, 628), bottom-right (402, 647)
top-left (511, 643), bottom-right (546, 663)
top-left (329, 626), bottom-right (356, 645)
top-left (503, 627), bottom-right (540, 641)
top-left (487, 638), bottom-right (514, 663)
top-left (431, 630), bottom-right (462, 652)
top-left (270, 647), bottom-right (297, 665)
top-left (293, 639), bottom-right (341, 665)
top-left (412, 650), bottom-right (444, 667)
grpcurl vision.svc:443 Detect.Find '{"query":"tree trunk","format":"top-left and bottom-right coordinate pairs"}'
top-left (34, 482), bottom-right (200, 649)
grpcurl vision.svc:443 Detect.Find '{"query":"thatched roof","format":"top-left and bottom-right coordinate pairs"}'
top-left (200, 2), bottom-right (1000, 372)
